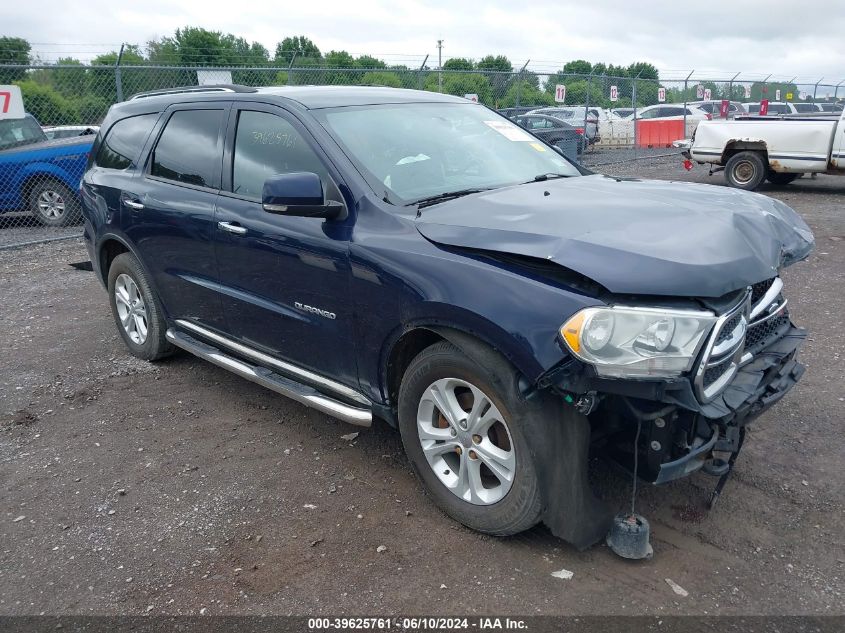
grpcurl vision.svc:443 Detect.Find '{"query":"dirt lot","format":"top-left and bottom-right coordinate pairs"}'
top-left (0, 158), bottom-right (843, 617)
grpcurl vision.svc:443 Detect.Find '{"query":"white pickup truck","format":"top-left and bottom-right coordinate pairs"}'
top-left (677, 110), bottom-right (845, 189)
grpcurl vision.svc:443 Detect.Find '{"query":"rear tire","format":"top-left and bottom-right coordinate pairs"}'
top-left (29, 179), bottom-right (81, 227)
top-left (397, 341), bottom-right (542, 536)
top-left (107, 253), bottom-right (174, 361)
top-left (766, 171), bottom-right (799, 186)
top-left (725, 151), bottom-right (766, 190)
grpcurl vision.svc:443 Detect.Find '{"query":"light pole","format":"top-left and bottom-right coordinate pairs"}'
top-left (437, 39), bottom-right (444, 92)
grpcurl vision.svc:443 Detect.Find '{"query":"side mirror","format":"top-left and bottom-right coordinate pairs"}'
top-left (262, 172), bottom-right (346, 220)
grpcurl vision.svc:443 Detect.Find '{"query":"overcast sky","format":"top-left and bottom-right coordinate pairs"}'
top-left (4, 0), bottom-right (844, 84)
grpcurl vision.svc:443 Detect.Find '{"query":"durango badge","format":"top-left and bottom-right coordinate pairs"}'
top-left (295, 301), bottom-right (336, 320)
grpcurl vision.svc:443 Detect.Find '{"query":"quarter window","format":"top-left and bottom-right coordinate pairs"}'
top-left (95, 113), bottom-right (158, 170)
top-left (232, 110), bottom-right (333, 199)
top-left (151, 109), bottom-right (224, 188)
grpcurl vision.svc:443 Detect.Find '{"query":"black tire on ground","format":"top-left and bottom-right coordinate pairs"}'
top-left (107, 252), bottom-right (174, 361)
top-left (766, 171), bottom-right (800, 186)
top-left (28, 179), bottom-right (81, 227)
top-left (397, 341), bottom-right (543, 536)
top-left (724, 151), bottom-right (767, 190)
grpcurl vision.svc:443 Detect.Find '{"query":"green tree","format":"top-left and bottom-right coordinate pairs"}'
top-left (425, 72), bottom-right (493, 105)
top-left (627, 62), bottom-right (658, 81)
top-left (14, 80), bottom-right (78, 125)
top-left (567, 79), bottom-right (606, 106)
top-left (76, 95), bottom-right (111, 123)
top-left (499, 80), bottom-right (554, 108)
top-left (562, 59), bottom-right (592, 75)
top-left (356, 55), bottom-right (386, 70)
top-left (750, 81), bottom-right (798, 102)
top-left (90, 46), bottom-right (156, 102)
top-left (53, 57), bottom-right (86, 98)
top-left (475, 55), bottom-right (513, 101)
top-left (0, 36), bottom-right (31, 82)
top-left (274, 36), bottom-right (322, 65)
top-left (476, 55), bottom-right (513, 73)
top-left (321, 50), bottom-right (358, 84)
top-left (443, 57), bottom-right (473, 71)
top-left (151, 27), bottom-right (268, 66)
top-left (360, 71), bottom-right (402, 88)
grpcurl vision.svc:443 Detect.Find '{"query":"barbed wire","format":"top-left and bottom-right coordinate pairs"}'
top-left (1, 45), bottom-right (843, 85)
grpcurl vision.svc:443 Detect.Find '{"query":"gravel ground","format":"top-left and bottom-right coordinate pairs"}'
top-left (0, 213), bottom-right (81, 251)
top-left (0, 158), bottom-right (843, 616)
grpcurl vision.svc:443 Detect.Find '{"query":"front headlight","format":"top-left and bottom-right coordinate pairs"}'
top-left (560, 306), bottom-right (717, 378)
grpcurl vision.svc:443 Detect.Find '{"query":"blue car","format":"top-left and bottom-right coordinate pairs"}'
top-left (81, 85), bottom-right (813, 549)
top-left (0, 114), bottom-right (94, 226)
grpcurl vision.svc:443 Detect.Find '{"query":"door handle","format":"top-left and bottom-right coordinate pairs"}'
top-left (218, 221), bottom-right (247, 235)
top-left (123, 198), bottom-right (144, 210)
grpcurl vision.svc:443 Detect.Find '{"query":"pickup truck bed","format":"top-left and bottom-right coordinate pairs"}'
top-left (681, 111), bottom-right (845, 189)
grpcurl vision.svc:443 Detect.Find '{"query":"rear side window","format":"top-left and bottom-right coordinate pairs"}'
top-left (0, 115), bottom-right (46, 150)
top-left (95, 114), bottom-right (158, 170)
top-left (151, 109), bottom-right (224, 188)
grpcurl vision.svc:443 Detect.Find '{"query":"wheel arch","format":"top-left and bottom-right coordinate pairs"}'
top-left (383, 322), bottom-right (540, 418)
top-left (21, 169), bottom-right (74, 205)
top-left (96, 233), bottom-right (156, 293)
top-left (722, 140), bottom-right (768, 164)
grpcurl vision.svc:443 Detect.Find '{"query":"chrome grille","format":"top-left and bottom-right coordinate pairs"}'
top-left (746, 310), bottom-right (790, 352)
top-left (694, 277), bottom-right (789, 403)
top-left (694, 291), bottom-right (749, 402)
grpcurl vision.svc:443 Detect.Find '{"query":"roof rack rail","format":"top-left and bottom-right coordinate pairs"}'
top-left (128, 84), bottom-right (258, 101)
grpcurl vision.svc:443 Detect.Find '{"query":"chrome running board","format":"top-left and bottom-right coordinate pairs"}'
top-left (174, 318), bottom-right (369, 406)
top-left (165, 329), bottom-right (372, 427)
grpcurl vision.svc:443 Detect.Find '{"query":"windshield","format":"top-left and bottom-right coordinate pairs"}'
top-left (0, 116), bottom-right (47, 151)
top-left (315, 102), bottom-right (580, 205)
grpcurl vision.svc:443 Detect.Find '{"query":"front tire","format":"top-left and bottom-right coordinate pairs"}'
top-left (725, 151), bottom-right (766, 190)
top-left (766, 171), bottom-right (799, 186)
top-left (29, 179), bottom-right (81, 227)
top-left (107, 253), bottom-right (174, 361)
top-left (397, 341), bottom-right (542, 536)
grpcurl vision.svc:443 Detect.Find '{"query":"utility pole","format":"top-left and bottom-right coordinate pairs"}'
top-left (437, 39), bottom-right (444, 92)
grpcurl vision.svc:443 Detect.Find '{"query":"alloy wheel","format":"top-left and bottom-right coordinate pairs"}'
top-left (114, 273), bottom-right (149, 345)
top-left (37, 190), bottom-right (66, 220)
top-left (416, 378), bottom-right (515, 505)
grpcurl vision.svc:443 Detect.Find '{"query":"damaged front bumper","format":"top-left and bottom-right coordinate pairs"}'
top-left (544, 302), bottom-right (806, 486)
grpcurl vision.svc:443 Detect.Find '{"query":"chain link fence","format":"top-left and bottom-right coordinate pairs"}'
top-left (2, 60), bottom-right (843, 247)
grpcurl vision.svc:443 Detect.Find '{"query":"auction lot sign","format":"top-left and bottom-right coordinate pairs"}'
top-left (0, 85), bottom-right (25, 120)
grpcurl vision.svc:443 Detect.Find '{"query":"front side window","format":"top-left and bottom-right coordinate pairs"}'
top-left (151, 109), bottom-right (224, 188)
top-left (96, 114), bottom-right (158, 170)
top-left (232, 110), bottom-right (335, 200)
top-left (316, 102), bottom-right (580, 205)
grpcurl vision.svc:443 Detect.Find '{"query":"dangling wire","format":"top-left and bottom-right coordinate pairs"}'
top-left (631, 417), bottom-right (642, 517)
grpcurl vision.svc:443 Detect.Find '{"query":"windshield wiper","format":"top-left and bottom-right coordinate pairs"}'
top-left (527, 173), bottom-right (572, 183)
top-left (409, 188), bottom-right (492, 211)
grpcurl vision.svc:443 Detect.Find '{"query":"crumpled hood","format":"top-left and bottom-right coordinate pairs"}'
top-left (415, 174), bottom-right (815, 297)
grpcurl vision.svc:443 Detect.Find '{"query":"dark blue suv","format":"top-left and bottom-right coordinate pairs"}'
top-left (81, 85), bottom-right (814, 549)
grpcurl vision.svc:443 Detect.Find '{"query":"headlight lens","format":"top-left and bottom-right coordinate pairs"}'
top-left (560, 306), bottom-right (717, 377)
